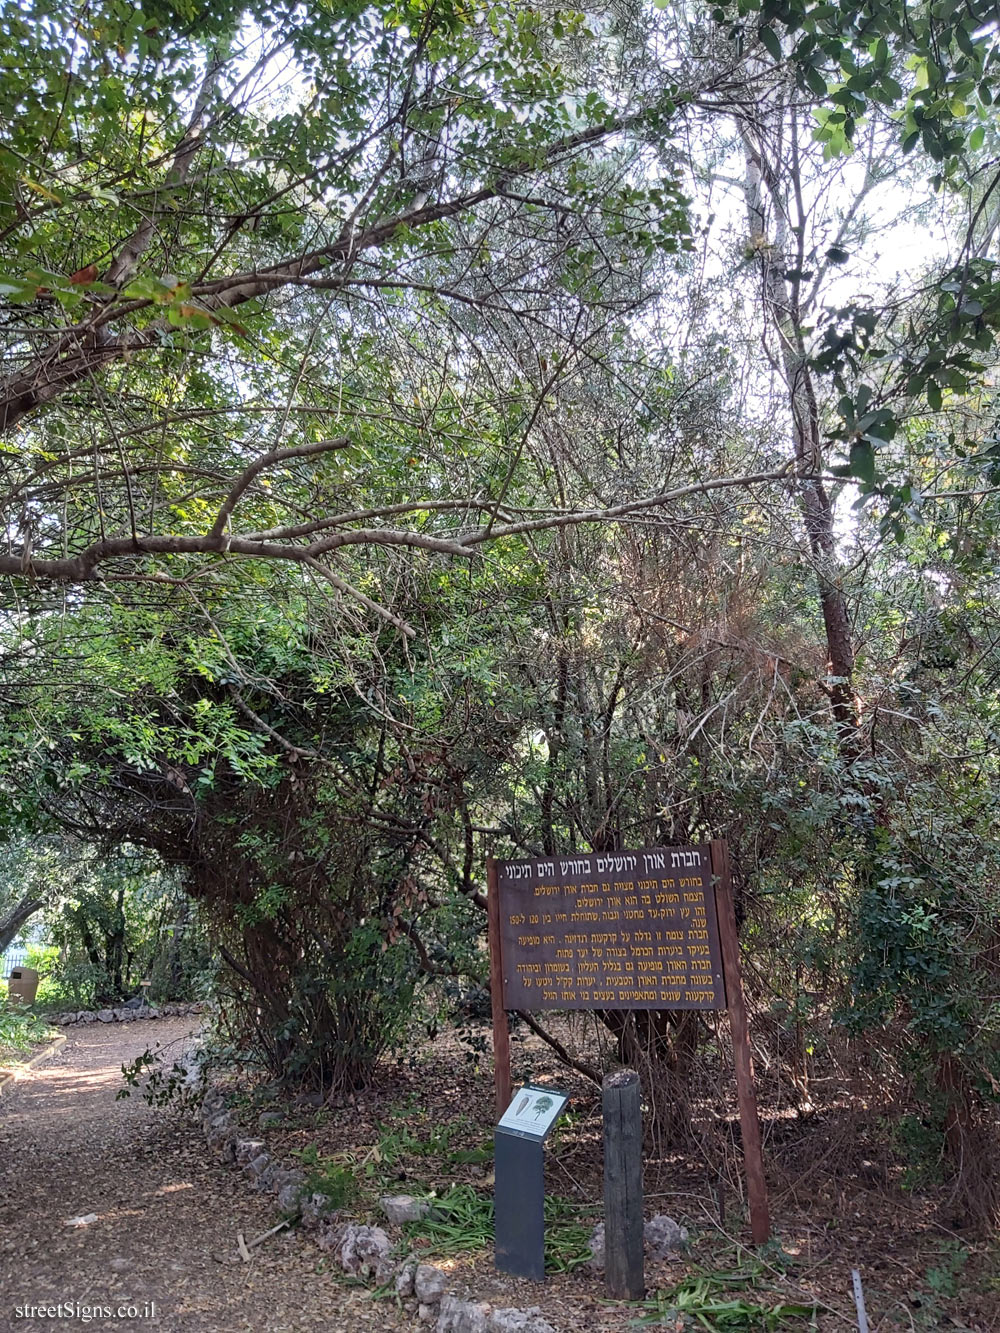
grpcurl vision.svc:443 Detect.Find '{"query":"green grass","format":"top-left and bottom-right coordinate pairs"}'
top-left (634, 1269), bottom-right (818, 1331)
top-left (291, 1144), bottom-right (359, 1209)
top-left (401, 1183), bottom-right (596, 1273)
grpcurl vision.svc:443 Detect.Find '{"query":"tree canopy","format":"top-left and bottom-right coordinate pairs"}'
top-left (5, 0), bottom-right (1000, 1225)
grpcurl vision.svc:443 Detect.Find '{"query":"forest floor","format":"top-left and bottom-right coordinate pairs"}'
top-left (0, 1018), bottom-right (410, 1332)
top-left (0, 1017), bottom-right (997, 1332)
top-left (238, 1018), bottom-right (1000, 1333)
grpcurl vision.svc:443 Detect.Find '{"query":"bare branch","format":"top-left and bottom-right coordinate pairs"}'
top-left (303, 556), bottom-right (416, 638)
top-left (457, 465), bottom-right (800, 546)
top-left (209, 437), bottom-right (351, 538)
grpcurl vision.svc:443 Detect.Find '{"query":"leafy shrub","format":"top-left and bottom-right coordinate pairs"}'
top-left (117, 1043), bottom-right (205, 1108)
top-left (291, 1144), bottom-right (358, 1209)
top-left (0, 1001), bottom-right (52, 1057)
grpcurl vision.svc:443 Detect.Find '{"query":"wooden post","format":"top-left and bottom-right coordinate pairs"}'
top-left (602, 1069), bottom-right (645, 1300)
top-left (487, 855), bottom-right (512, 1119)
top-left (710, 838), bottom-right (771, 1246)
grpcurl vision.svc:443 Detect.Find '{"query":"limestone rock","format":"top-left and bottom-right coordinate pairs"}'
top-left (414, 1263), bottom-right (447, 1304)
top-left (587, 1215), bottom-right (687, 1272)
top-left (255, 1163), bottom-right (279, 1190)
top-left (374, 1253), bottom-right (398, 1285)
top-left (488, 1309), bottom-right (557, 1333)
top-left (277, 1181), bottom-right (305, 1214)
top-left (435, 1296), bottom-right (491, 1333)
top-left (278, 1178), bottom-right (309, 1221)
top-left (314, 1222), bottom-right (340, 1252)
top-left (380, 1194), bottom-right (431, 1225)
top-left (644, 1214), bottom-right (688, 1258)
top-left (586, 1223), bottom-right (604, 1271)
top-left (300, 1193), bottom-right (332, 1228)
top-left (246, 1152), bottom-right (271, 1178)
top-left (201, 1087), bottom-right (225, 1116)
top-left (258, 1109), bottom-right (284, 1129)
top-left (394, 1260), bottom-right (417, 1298)
top-left (96, 1009), bottom-right (114, 1023)
top-left (338, 1223), bottom-right (392, 1278)
top-left (204, 1121), bottom-right (230, 1148)
top-left (183, 1064), bottom-right (206, 1094)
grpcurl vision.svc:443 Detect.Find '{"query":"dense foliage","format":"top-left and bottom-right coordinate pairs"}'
top-left (4, 0), bottom-right (1000, 1227)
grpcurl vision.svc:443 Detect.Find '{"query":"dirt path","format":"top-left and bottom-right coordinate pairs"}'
top-left (0, 1020), bottom-right (406, 1332)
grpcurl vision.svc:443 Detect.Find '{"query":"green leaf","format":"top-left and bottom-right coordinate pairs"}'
top-left (759, 25), bottom-right (782, 62)
top-left (805, 64), bottom-right (827, 97)
top-left (849, 439), bottom-right (876, 485)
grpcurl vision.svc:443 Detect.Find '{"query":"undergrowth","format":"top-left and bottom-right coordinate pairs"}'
top-left (292, 1143), bottom-right (359, 1208)
top-left (364, 1105), bottom-right (492, 1174)
top-left (402, 1183), bottom-right (595, 1273)
top-left (635, 1267), bottom-right (818, 1330)
top-left (0, 1002), bottom-right (52, 1059)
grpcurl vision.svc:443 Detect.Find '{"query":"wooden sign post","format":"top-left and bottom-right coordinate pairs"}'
top-left (710, 839), bottom-right (770, 1245)
top-left (602, 1069), bottom-right (644, 1299)
top-left (486, 855), bottom-right (512, 1118)
top-left (487, 840), bottom-right (770, 1246)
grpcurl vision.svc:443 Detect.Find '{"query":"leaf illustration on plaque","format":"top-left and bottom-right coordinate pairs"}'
top-left (515, 1094), bottom-right (530, 1115)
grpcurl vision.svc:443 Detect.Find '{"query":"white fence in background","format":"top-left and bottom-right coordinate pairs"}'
top-left (1, 945), bottom-right (28, 978)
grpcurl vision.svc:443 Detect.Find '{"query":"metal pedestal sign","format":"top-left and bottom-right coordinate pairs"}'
top-left (494, 1085), bottom-right (568, 1280)
top-left (486, 839), bottom-right (771, 1246)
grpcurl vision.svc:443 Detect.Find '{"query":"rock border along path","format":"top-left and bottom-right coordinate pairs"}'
top-left (46, 1003), bottom-right (208, 1026)
top-left (0, 1018), bottom-right (411, 1332)
top-left (195, 1084), bottom-right (561, 1333)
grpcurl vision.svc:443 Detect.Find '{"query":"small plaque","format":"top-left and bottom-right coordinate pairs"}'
top-left (497, 1085), bottom-right (568, 1141)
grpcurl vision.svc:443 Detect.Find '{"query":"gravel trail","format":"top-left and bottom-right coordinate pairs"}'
top-left (0, 1019), bottom-right (406, 1332)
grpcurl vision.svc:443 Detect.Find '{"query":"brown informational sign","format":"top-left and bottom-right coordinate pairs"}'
top-left (496, 844), bottom-right (725, 1011)
top-left (486, 839), bottom-right (771, 1245)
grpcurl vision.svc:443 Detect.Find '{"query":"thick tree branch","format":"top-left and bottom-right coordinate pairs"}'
top-left (105, 59), bottom-right (224, 289)
top-left (0, 110), bottom-right (650, 435)
top-left (0, 896), bottom-right (46, 954)
top-left (514, 1008), bottom-right (603, 1085)
top-left (457, 465), bottom-right (800, 545)
top-left (0, 525), bottom-right (473, 584)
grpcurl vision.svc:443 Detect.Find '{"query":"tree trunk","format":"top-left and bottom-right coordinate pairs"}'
top-left (0, 896), bottom-right (45, 954)
top-left (741, 117), bottom-right (861, 752)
